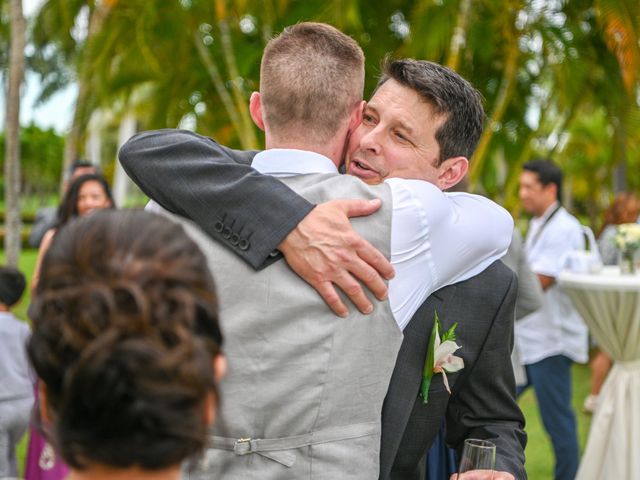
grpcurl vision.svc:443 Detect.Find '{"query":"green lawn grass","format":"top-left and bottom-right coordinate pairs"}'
top-left (2, 248), bottom-right (595, 478)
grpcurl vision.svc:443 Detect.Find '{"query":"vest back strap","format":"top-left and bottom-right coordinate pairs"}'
top-left (209, 421), bottom-right (379, 468)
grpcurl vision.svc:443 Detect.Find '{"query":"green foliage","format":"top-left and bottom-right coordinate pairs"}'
top-left (18, 0), bottom-right (640, 219)
top-left (0, 124), bottom-right (65, 201)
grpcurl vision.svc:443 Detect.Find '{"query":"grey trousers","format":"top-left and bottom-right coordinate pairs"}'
top-left (0, 396), bottom-right (33, 478)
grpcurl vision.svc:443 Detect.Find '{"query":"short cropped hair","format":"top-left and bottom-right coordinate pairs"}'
top-left (28, 210), bottom-right (223, 470)
top-left (260, 22), bottom-right (365, 143)
top-left (522, 159), bottom-right (563, 200)
top-left (0, 266), bottom-right (26, 307)
top-left (377, 59), bottom-right (485, 165)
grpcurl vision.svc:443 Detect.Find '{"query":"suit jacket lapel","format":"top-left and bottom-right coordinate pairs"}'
top-left (379, 285), bottom-right (457, 478)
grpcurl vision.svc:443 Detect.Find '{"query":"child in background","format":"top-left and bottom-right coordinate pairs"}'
top-left (0, 266), bottom-right (34, 478)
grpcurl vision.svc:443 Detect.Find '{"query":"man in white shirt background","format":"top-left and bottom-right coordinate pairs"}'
top-left (516, 159), bottom-right (587, 480)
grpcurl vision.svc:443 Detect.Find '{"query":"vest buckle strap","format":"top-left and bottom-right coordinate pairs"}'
top-left (233, 438), bottom-right (254, 455)
top-left (210, 421), bottom-right (380, 468)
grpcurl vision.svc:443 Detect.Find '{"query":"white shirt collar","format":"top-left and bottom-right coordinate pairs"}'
top-left (531, 201), bottom-right (560, 227)
top-left (251, 149), bottom-right (338, 176)
top-left (540, 201), bottom-right (560, 219)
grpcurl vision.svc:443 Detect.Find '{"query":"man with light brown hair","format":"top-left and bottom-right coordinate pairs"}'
top-left (259, 22), bottom-right (365, 146)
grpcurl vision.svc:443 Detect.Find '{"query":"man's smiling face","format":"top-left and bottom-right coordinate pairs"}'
top-left (345, 79), bottom-right (447, 186)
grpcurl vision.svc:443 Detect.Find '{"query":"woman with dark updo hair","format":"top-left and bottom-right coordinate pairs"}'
top-left (27, 209), bottom-right (226, 480)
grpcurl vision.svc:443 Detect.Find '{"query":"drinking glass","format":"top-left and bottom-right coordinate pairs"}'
top-left (456, 438), bottom-right (496, 479)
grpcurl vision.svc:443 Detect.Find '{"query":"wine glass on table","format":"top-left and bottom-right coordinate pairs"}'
top-left (456, 438), bottom-right (496, 479)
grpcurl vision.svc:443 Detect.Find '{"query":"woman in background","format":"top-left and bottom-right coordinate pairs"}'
top-left (583, 192), bottom-right (640, 413)
top-left (27, 210), bottom-right (225, 480)
top-left (31, 173), bottom-right (115, 290)
top-left (597, 192), bottom-right (640, 265)
top-left (26, 173), bottom-right (115, 480)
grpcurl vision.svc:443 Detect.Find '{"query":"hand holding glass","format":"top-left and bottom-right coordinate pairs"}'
top-left (456, 439), bottom-right (496, 479)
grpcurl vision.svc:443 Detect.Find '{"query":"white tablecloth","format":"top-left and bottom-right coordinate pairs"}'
top-left (558, 266), bottom-right (640, 479)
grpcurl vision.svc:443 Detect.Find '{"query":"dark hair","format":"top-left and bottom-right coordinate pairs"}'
top-left (376, 58), bottom-right (485, 165)
top-left (598, 192), bottom-right (640, 236)
top-left (28, 209), bottom-right (223, 470)
top-left (0, 266), bottom-right (26, 307)
top-left (57, 173), bottom-right (115, 227)
top-left (69, 160), bottom-right (96, 174)
top-left (522, 159), bottom-right (563, 201)
top-left (64, 160), bottom-right (99, 183)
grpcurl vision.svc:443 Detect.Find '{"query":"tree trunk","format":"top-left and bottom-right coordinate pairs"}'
top-left (446, 0), bottom-right (472, 71)
top-left (468, 42), bottom-right (520, 185)
top-left (60, 3), bottom-right (111, 193)
top-left (194, 31), bottom-right (247, 146)
top-left (218, 19), bottom-right (259, 149)
top-left (4, 0), bottom-right (26, 266)
top-left (112, 113), bottom-right (137, 207)
top-left (612, 104), bottom-right (628, 193)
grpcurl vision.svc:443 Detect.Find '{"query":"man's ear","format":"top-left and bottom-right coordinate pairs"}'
top-left (249, 92), bottom-right (265, 131)
top-left (437, 156), bottom-right (469, 190)
top-left (347, 100), bottom-right (366, 134)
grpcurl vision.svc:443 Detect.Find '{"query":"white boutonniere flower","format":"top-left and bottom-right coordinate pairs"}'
top-left (420, 312), bottom-right (464, 404)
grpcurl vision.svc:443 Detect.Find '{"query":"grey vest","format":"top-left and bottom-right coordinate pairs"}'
top-left (179, 173), bottom-right (403, 479)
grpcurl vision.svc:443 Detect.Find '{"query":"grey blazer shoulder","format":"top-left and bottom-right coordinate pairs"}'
top-left (381, 260), bottom-right (527, 480)
top-left (501, 229), bottom-right (543, 320)
top-left (118, 129), bottom-right (314, 269)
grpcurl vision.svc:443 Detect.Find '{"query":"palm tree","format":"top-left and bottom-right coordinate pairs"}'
top-left (31, 0), bottom-right (114, 191)
top-left (26, 0), bottom-right (640, 214)
top-left (3, 0), bottom-right (26, 266)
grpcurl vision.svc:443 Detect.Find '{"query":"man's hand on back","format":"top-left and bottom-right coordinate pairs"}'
top-left (278, 198), bottom-right (395, 317)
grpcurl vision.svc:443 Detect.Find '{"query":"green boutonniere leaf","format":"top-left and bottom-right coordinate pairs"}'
top-left (420, 312), bottom-right (464, 404)
top-left (420, 311), bottom-right (440, 404)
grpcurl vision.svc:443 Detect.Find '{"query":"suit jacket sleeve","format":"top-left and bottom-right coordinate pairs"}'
top-left (118, 129), bottom-right (314, 269)
top-left (445, 271), bottom-right (527, 479)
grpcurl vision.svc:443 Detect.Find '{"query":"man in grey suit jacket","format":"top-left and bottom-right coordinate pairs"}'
top-left (120, 51), bottom-right (526, 480)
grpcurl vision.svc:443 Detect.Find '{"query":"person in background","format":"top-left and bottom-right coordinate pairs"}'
top-left (28, 161), bottom-right (98, 249)
top-left (516, 159), bottom-right (587, 480)
top-left (25, 173), bottom-right (114, 480)
top-left (27, 209), bottom-right (226, 480)
top-left (582, 192), bottom-right (640, 413)
top-left (0, 266), bottom-right (34, 479)
top-left (31, 173), bottom-right (114, 290)
top-left (597, 192), bottom-right (640, 265)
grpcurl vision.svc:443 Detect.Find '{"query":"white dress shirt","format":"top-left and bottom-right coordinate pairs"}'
top-left (516, 202), bottom-right (589, 364)
top-left (250, 149), bottom-right (513, 330)
top-left (148, 148), bottom-right (512, 330)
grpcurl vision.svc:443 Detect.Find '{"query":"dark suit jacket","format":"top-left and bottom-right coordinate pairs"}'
top-left (119, 129), bottom-right (527, 479)
top-left (381, 261), bottom-right (526, 480)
